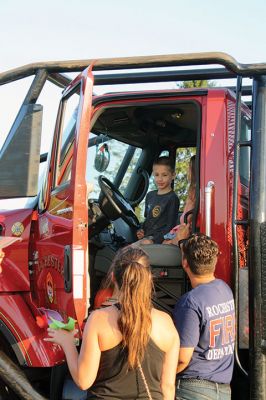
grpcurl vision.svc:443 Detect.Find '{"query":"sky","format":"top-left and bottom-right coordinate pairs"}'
top-left (1, 0), bottom-right (266, 151)
top-left (1, 0), bottom-right (266, 68)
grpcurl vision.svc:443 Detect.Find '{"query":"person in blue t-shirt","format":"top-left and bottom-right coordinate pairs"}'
top-left (173, 233), bottom-right (235, 400)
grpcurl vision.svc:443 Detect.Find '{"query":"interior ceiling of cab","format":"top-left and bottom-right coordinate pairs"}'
top-left (92, 102), bottom-right (198, 148)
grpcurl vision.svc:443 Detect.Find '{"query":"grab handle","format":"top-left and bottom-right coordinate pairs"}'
top-left (64, 245), bottom-right (72, 293)
top-left (205, 181), bottom-right (214, 237)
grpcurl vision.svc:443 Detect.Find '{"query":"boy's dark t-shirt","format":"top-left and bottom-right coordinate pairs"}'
top-left (143, 190), bottom-right (179, 244)
top-left (173, 279), bottom-right (235, 384)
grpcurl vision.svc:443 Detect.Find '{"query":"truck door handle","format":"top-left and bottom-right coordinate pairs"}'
top-left (205, 181), bottom-right (214, 237)
top-left (64, 245), bottom-right (72, 293)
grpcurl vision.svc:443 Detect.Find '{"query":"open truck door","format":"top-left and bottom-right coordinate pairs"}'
top-left (35, 66), bottom-right (94, 328)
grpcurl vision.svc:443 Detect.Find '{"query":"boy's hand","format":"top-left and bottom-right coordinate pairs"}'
top-left (162, 239), bottom-right (172, 245)
top-left (162, 224), bottom-right (190, 245)
top-left (136, 229), bottom-right (145, 239)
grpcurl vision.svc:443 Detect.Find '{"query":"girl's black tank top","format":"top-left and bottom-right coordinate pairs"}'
top-left (87, 339), bottom-right (165, 399)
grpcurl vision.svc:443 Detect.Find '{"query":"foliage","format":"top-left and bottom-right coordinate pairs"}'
top-left (174, 147), bottom-right (196, 208)
top-left (178, 80), bottom-right (216, 88)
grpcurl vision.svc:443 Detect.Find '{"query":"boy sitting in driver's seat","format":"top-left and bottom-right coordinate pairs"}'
top-left (136, 156), bottom-right (179, 244)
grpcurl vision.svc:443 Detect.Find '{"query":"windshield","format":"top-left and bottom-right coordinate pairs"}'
top-left (86, 133), bottom-right (142, 199)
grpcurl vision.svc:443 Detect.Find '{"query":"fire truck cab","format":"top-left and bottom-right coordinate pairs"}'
top-left (0, 53), bottom-right (266, 399)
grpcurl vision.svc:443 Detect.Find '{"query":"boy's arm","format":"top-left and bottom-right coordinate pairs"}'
top-left (136, 229), bottom-right (145, 239)
top-left (161, 194), bottom-right (180, 235)
top-left (169, 194), bottom-right (180, 227)
top-left (152, 194), bottom-right (180, 243)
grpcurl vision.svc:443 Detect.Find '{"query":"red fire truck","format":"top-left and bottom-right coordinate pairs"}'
top-left (0, 52), bottom-right (265, 399)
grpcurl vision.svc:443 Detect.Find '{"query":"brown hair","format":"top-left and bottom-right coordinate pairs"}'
top-left (153, 156), bottom-right (175, 173)
top-left (112, 246), bottom-right (153, 369)
top-left (182, 233), bottom-right (219, 275)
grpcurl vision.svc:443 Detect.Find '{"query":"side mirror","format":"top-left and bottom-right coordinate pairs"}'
top-left (0, 104), bottom-right (42, 198)
top-left (94, 143), bottom-right (110, 172)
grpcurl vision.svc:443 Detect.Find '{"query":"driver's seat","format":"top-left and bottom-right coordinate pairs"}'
top-left (139, 243), bottom-right (182, 267)
top-left (139, 243), bottom-right (185, 313)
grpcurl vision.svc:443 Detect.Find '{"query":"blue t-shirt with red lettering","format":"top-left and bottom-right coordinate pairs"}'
top-left (173, 279), bottom-right (235, 384)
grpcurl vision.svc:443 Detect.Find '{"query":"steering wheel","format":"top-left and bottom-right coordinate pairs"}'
top-left (98, 175), bottom-right (140, 228)
top-left (129, 167), bottom-right (150, 207)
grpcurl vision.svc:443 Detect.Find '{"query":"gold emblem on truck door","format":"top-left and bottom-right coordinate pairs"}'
top-left (11, 222), bottom-right (24, 236)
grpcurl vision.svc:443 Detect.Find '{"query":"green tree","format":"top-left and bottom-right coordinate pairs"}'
top-left (178, 80), bottom-right (216, 88)
top-left (174, 148), bottom-right (196, 209)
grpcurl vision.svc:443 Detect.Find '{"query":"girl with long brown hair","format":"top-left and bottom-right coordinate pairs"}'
top-left (45, 246), bottom-right (179, 399)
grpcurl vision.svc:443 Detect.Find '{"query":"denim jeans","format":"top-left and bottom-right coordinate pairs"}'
top-left (176, 378), bottom-right (231, 400)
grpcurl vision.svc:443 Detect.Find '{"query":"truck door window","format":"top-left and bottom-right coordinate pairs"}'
top-left (118, 147), bottom-right (142, 193)
top-left (55, 87), bottom-right (80, 187)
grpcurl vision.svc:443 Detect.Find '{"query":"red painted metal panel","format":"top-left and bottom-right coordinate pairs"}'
top-left (0, 294), bottom-right (64, 367)
top-left (200, 90), bottom-right (232, 285)
top-left (0, 209), bottom-right (33, 291)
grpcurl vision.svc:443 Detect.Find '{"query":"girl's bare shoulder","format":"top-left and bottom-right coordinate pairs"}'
top-left (87, 305), bottom-right (118, 324)
top-left (151, 309), bottom-right (179, 351)
top-left (152, 307), bottom-right (172, 322)
top-left (151, 308), bottom-right (177, 333)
